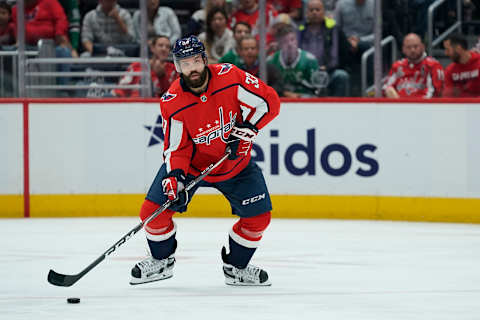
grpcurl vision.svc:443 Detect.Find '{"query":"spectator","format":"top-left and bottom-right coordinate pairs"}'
top-left (199, 6), bottom-right (235, 63)
top-left (335, 0), bottom-right (374, 55)
top-left (267, 24), bottom-right (320, 98)
top-left (230, 0), bottom-right (278, 36)
top-left (383, 33), bottom-right (444, 98)
top-left (219, 21), bottom-right (251, 65)
top-left (189, 0), bottom-right (229, 36)
top-left (267, 0), bottom-right (302, 20)
top-left (132, 0), bottom-right (181, 44)
top-left (323, 0), bottom-right (339, 16)
top-left (443, 33), bottom-right (480, 97)
top-left (11, 0), bottom-right (73, 52)
top-left (11, 0), bottom-right (74, 86)
top-left (81, 0), bottom-right (134, 56)
top-left (334, 0), bottom-right (374, 95)
top-left (0, 1), bottom-right (14, 46)
top-left (236, 35), bottom-right (285, 96)
top-left (266, 13), bottom-right (296, 55)
top-left (59, 0), bottom-right (81, 57)
top-left (112, 35), bottom-right (178, 98)
top-left (298, 0), bottom-right (351, 96)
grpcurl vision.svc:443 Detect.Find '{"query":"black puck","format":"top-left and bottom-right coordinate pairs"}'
top-left (67, 297), bottom-right (80, 304)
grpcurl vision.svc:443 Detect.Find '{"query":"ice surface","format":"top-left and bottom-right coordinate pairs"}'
top-left (1, 217), bottom-right (480, 320)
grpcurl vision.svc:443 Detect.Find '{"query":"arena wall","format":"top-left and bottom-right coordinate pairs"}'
top-left (1, 98), bottom-right (480, 222)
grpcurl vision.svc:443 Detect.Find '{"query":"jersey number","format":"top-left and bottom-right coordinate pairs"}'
top-left (245, 72), bottom-right (259, 89)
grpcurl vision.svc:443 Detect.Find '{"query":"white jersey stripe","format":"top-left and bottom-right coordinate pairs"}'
top-left (164, 118), bottom-right (184, 172)
top-left (425, 73), bottom-right (434, 98)
top-left (237, 86), bottom-right (268, 126)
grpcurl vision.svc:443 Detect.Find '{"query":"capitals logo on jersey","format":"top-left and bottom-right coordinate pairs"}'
top-left (217, 63), bottom-right (233, 75)
top-left (192, 106), bottom-right (237, 145)
top-left (161, 91), bottom-right (177, 102)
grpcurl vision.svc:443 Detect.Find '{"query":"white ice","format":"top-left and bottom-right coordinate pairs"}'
top-left (1, 217), bottom-right (480, 320)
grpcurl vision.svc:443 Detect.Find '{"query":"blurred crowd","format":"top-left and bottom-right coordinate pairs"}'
top-left (0, 0), bottom-right (480, 98)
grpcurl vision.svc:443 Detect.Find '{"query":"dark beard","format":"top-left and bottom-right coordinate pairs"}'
top-left (183, 68), bottom-right (208, 89)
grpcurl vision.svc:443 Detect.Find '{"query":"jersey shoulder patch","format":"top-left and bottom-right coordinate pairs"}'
top-left (216, 63), bottom-right (234, 75)
top-left (161, 90), bottom-right (177, 102)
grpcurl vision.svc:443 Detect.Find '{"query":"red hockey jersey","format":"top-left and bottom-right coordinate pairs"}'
top-left (383, 56), bottom-right (444, 98)
top-left (230, 4), bottom-right (277, 35)
top-left (444, 51), bottom-right (480, 97)
top-left (160, 63), bottom-right (281, 183)
top-left (11, 0), bottom-right (68, 46)
top-left (113, 61), bottom-right (178, 98)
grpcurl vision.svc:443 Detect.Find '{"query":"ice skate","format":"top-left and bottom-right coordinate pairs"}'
top-left (129, 254), bottom-right (175, 285)
top-left (222, 247), bottom-right (271, 286)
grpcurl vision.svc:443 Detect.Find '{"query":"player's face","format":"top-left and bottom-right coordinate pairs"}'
top-left (179, 54), bottom-right (208, 88)
top-left (402, 36), bottom-right (424, 62)
top-left (306, 0), bottom-right (325, 24)
top-left (150, 37), bottom-right (171, 60)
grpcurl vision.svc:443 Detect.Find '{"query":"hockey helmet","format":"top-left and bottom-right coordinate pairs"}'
top-left (172, 36), bottom-right (207, 73)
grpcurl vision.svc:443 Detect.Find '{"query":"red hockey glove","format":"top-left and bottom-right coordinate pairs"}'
top-left (227, 122), bottom-right (258, 160)
top-left (162, 169), bottom-right (188, 209)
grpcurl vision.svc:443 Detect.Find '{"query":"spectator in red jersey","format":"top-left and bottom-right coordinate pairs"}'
top-left (112, 35), bottom-right (178, 98)
top-left (11, 0), bottom-right (74, 86)
top-left (443, 33), bottom-right (480, 98)
top-left (267, 0), bottom-right (303, 20)
top-left (383, 33), bottom-right (444, 98)
top-left (230, 0), bottom-right (278, 36)
top-left (11, 0), bottom-right (73, 52)
top-left (0, 1), bottom-right (14, 46)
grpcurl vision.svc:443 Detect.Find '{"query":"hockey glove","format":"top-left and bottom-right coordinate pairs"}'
top-left (162, 169), bottom-right (189, 209)
top-left (227, 122), bottom-right (258, 160)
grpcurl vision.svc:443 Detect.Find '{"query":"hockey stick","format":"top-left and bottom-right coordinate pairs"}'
top-left (47, 149), bottom-right (231, 287)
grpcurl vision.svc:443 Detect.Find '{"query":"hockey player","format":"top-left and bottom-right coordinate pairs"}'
top-left (130, 35), bottom-right (280, 286)
top-left (383, 33), bottom-right (444, 98)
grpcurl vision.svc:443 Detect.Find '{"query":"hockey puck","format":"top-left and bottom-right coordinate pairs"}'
top-left (67, 297), bottom-right (80, 304)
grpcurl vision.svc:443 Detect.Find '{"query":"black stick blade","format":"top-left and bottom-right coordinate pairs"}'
top-left (48, 269), bottom-right (78, 287)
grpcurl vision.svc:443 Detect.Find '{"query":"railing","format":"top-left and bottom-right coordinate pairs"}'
top-left (427, 0), bottom-right (462, 55)
top-left (0, 50), bottom-right (38, 97)
top-left (361, 35), bottom-right (397, 97)
top-left (25, 57), bottom-right (149, 97)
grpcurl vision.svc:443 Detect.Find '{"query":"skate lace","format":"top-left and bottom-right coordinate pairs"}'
top-left (137, 257), bottom-right (167, 273)
top-left (234, 264), bottom-right (261, 282)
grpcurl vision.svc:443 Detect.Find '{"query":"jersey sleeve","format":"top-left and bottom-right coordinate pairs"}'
top-left (443, 66), bottom-right (456, 97)
top-left (427, 61), bottom-right (444, 98)
top-left (234, 66), bottom-right (281, 130)
top-left (383, 62), bottom-right (399, 94)
top-left (160, 101), bottom-right (194, 175)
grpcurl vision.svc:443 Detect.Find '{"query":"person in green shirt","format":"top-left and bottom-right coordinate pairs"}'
top-left (218, 21), bottom-right (251, 66)
top-left (267, 24), bottom-right (321, 98)
top-left (59, 0), bottom-right (81, 57)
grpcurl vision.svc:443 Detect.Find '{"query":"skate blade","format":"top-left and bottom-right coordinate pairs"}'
top-left (129, 274), bottom-right (173, 285)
